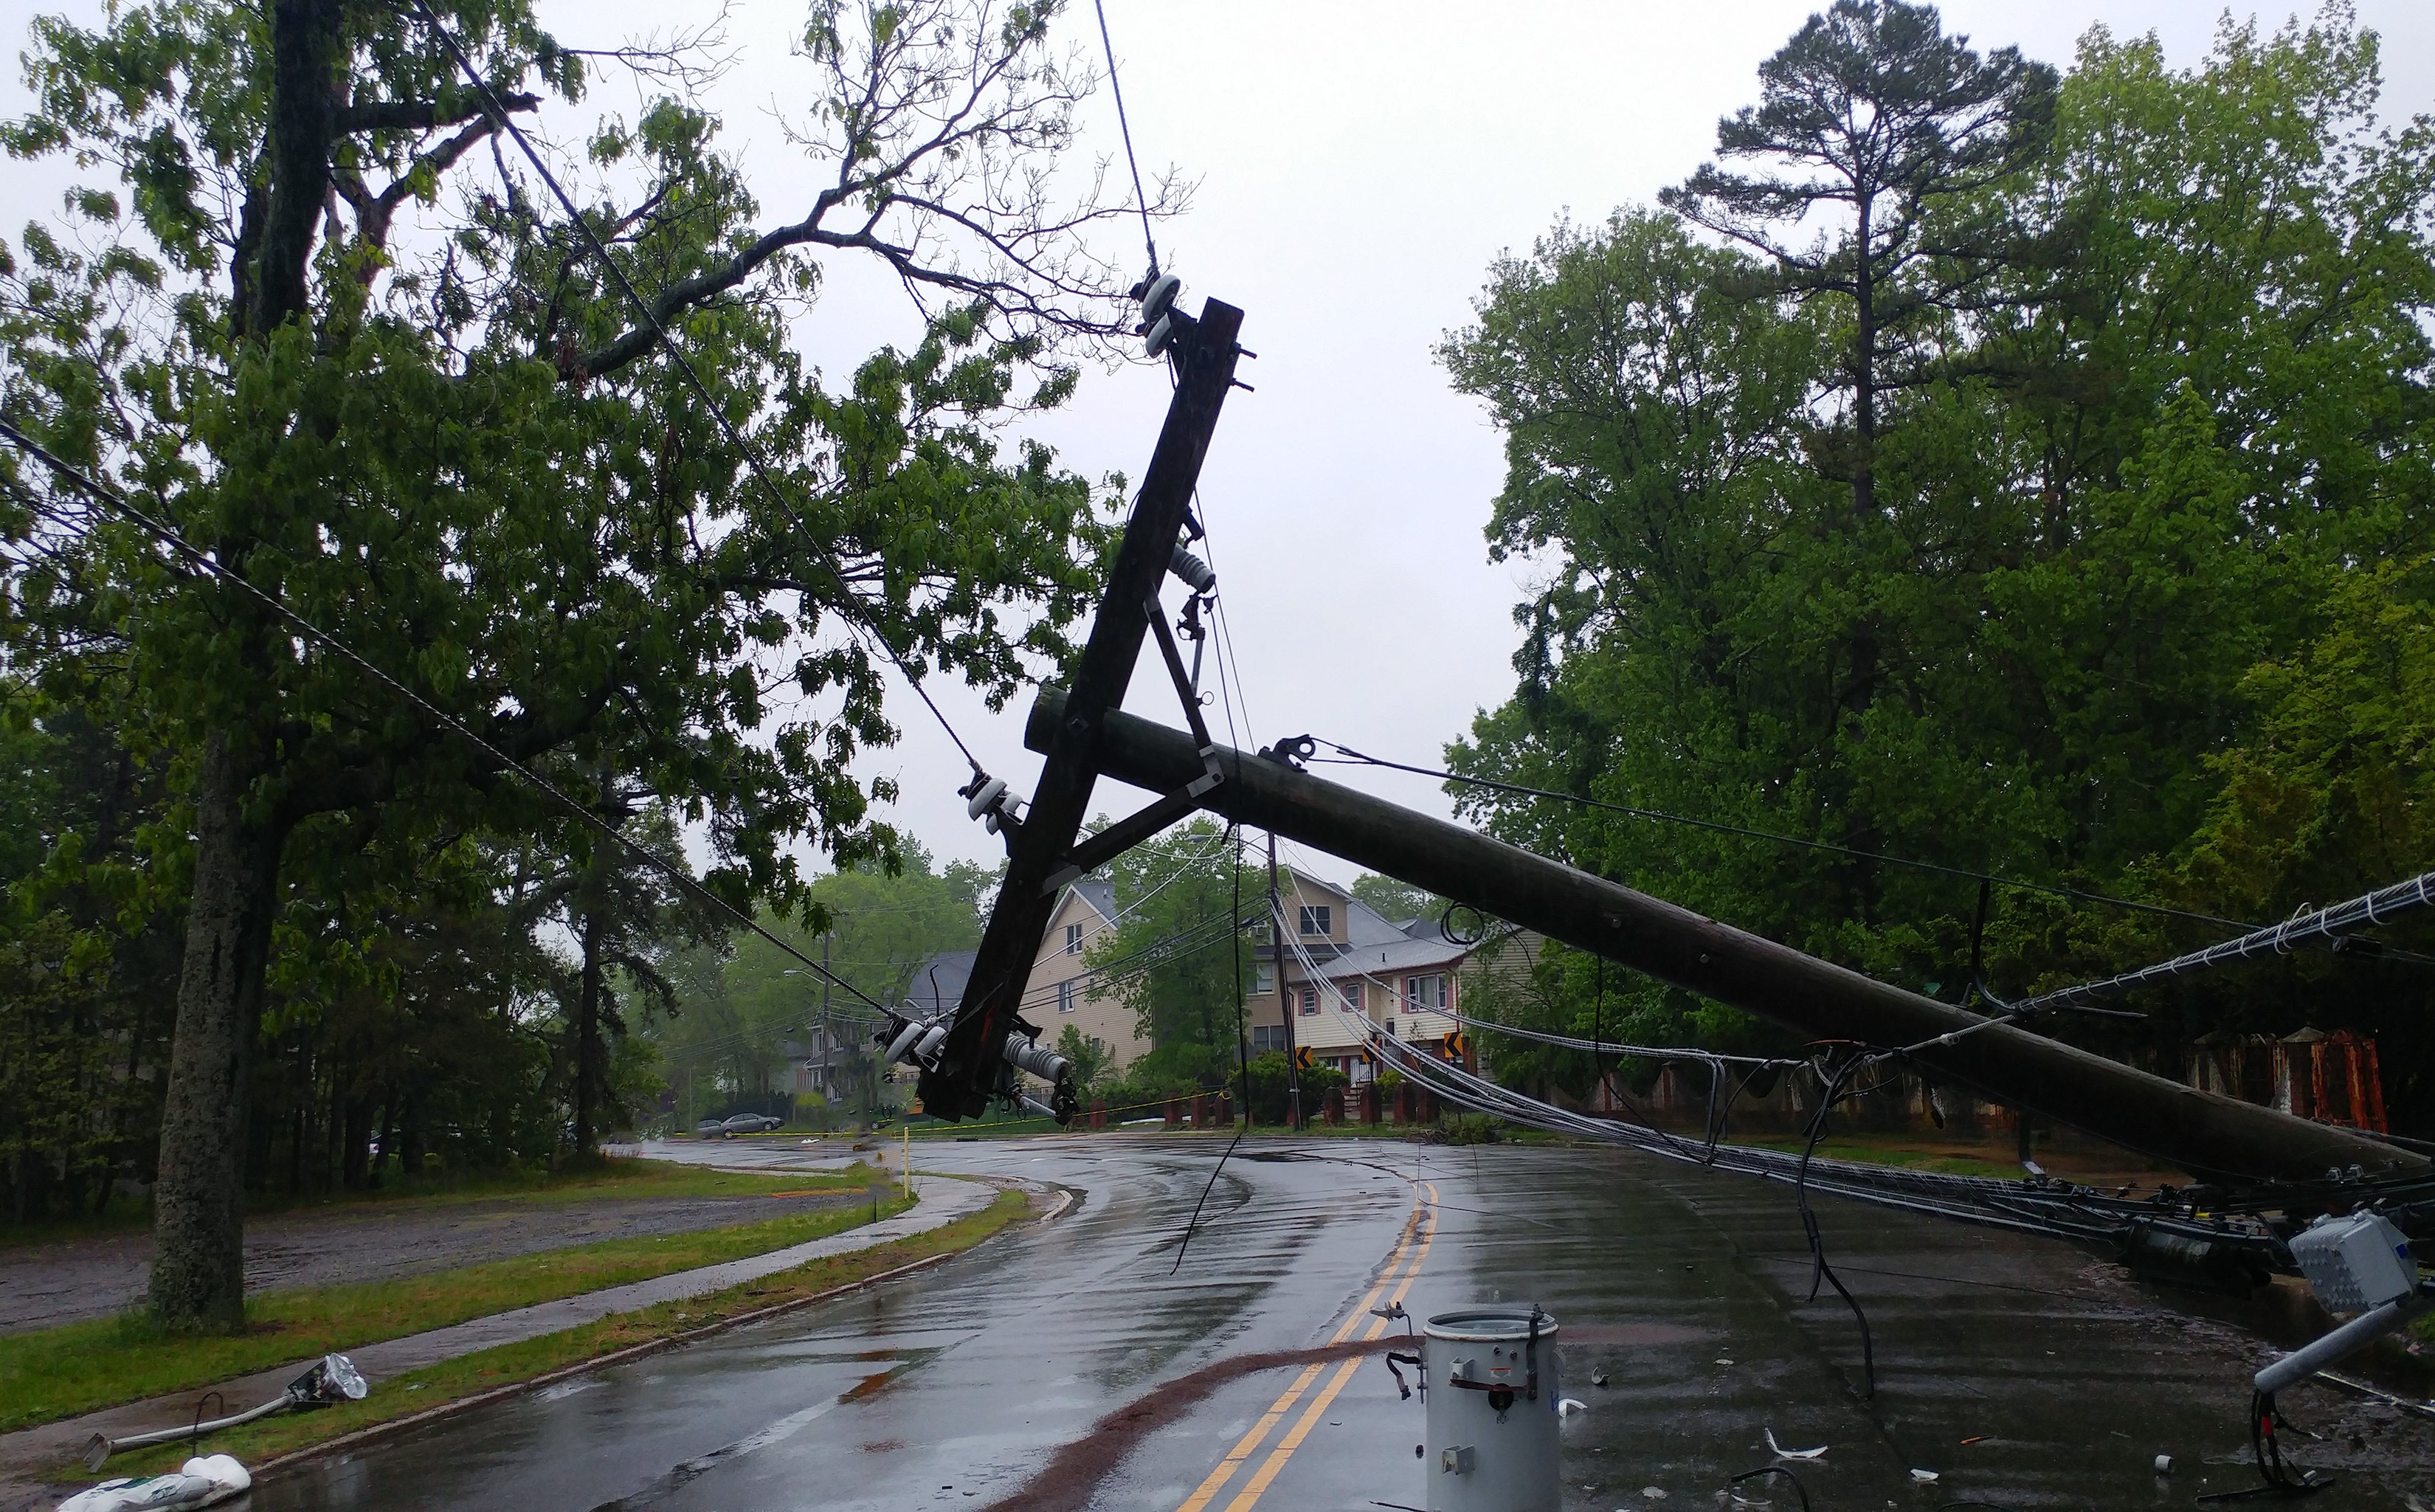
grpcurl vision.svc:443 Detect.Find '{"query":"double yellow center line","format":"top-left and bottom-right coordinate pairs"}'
top-left (1173, 1181), bottom-right (1438, 1512)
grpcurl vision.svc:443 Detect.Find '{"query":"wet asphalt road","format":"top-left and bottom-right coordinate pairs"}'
top-left (255, 1135), bottom-right (2435, 1512)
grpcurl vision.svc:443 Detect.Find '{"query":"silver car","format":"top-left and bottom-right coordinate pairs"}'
top-left (719, 1112), bottom-right (784, 1136)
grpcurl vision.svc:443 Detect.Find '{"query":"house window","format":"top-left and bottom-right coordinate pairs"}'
top-left (1057, 979), bottom-right (1076, 1013)
top-left (1299, 986), bottom-right (1319, 1016)
top-left (1252, 963), bottom-right (1276, 995)
top-left (1340, 981), bottom-right (1361, 1012)
top-left (1405, 974), bottom-right (1445, 1011)
top-left (1088, 1035), bottom-right (1105, 1054)
top-left (1065, 922), bottom-right (1083, 955)
top-left (1298, 905), bottom-right (1330, 937)
top-left (1251, 1024), bottom-right (1287, 1053)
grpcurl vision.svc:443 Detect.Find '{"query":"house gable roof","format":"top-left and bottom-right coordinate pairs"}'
top-left (1068, 876), bottom-right (1118, 925)
top-left (905, 947), bottom-right (977, 1018)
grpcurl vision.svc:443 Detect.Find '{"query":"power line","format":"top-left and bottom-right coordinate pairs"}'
top-left (1309, 739), bottom-right (2256, 933)
top-left (1088, 0), bottom-right (1158, 278)
top-left (0, 418), bottom-right (891, 1018)
top-left (408, 0), bottom-right (987, 776)
top-left (2013, 869), bottom-right (2435, 1013)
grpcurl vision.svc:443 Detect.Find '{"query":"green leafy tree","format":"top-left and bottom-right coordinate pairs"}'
top-left (1, 0), bottom-right (1150, 1327)
top-left (1444, 9), bottom-right (2435, 1128)
top-left (1660, 0), bottom-right (2058, 519)
top-left (1085, 818), bottom-right (1251, 1087)
top-left (1349, 873), bottom-right (1442, 925)
top-left (656, 846), bottom-right (991, 1121)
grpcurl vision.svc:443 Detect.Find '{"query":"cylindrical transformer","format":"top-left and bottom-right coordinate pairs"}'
top-left (1421, 1306), bottom-right (1561, 1512)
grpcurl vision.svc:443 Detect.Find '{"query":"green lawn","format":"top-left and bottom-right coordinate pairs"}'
top-left (0, 1153), bottom-right (865, 1252)
top-left (1, 1168), bottom-right (899, 1433)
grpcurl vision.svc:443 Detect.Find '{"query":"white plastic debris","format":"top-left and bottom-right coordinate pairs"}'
top-left (1910, 1468), bottom-right (1940, 1483)
top-left (1591, 1368), bottom-right (1611, 1387)
top-left (1641, 1489), bottom-right (1668, 1501)
top-left (2155, 1454), bottom-right (2174, 1475)
top-left (1764, 1428), bottom-right (1827, 1460)
top-left (58, 1454), bottom-right (251, 1511)
top-left (1558, 1398), bottom-right (1589, 1417)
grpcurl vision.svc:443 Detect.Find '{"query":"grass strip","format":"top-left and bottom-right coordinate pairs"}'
top-left (0, 1153), bottom-right (874, 1251)
top-left (0, 1173), bottom-right (892, 1433)
top-left (85, 1190), bottom-right (1037, 1482)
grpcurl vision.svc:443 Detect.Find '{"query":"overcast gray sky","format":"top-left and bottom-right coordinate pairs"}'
top-left (6, 0), bottom-right (2429, 888)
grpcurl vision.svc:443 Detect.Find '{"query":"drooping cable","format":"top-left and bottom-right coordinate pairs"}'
top-left (407, 0), bottom-right (987, 776)
top-left (1088, 0), bottom-right (1158, 277)
top-left (2013, 869), bottom-right (2435, 1013)
top-left (0, 418), bottom-right (891, 1016)
top-left (1792, 1050), bottom-right (1882, 1398)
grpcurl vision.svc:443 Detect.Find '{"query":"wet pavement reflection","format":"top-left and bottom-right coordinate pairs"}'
top-left (252, 1136), bottom-right (2435, 1512)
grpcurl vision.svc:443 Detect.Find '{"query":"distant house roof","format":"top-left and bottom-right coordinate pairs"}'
top-left (1313, 932), bottom-right (1474, 981)
top-left (904, 948), bottom-right (977, 1018)
top-left (1069, 876), bottom-right (1117, 924)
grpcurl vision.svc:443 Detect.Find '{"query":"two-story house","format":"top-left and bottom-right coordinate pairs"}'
top-left (902, 877), bottom-right (1150, 1080)
top-left (1243, 869), bottom-right (1488, 1080)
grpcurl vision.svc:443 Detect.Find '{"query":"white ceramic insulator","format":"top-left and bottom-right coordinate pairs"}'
top-left (1140, 272), bottom-right (1181, 325)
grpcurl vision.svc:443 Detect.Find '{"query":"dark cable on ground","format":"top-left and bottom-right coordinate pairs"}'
top-left (0, 419), bottom-right (891, 1016)
top-left (1170, 1121), bottom-right (1246, 1275)
top-left (1728, 1466), bottom-right (1813, 1511)
top-left (409, 0), bottom-right (988, 776)
top-left (1169, 822), bottom-right (1249, 1275)
top-left (1794, 1051), bottom-right (1882, 1399)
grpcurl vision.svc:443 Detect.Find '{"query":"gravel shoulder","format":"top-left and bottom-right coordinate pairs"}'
top-left (0, 1190), bottom-right (861, 1334)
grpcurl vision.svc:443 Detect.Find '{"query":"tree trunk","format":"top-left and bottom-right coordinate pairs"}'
top-left (148, 731), bottom-right (285, 1331)
top-left (574, 904), bottom-right (604, 1161)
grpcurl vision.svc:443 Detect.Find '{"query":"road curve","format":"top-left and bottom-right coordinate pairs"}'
top-left (254, 1135), bottom-right (2435, 1511)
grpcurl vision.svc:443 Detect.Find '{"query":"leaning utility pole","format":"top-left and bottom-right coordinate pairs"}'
top-left (908, 291), bottom-right (1248, 1120)
top-left (1026, 688), bottom-right (2425, 1185)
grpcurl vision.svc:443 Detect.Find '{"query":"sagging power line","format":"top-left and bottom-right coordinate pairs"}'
top-left (0, 418), bottom-right (891, 1019)
top-left (2013, 869), bottom-right (2435, 1015)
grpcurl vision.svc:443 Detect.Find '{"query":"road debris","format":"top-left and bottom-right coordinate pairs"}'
top-left (1764, 1428), bottom-right (1826, 1460)
top-left (58, 1454), bottom-right (250, 1511)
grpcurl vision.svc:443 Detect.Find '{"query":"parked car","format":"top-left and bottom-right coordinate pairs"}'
top-left (694, 1117), bottom-right (728, 1139)
top-left (719, 1112), bottom-right (784, 1136)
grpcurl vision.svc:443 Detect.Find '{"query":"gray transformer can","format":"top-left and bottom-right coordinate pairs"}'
top-left (1421, 1306), bottom-right (1561, 1512)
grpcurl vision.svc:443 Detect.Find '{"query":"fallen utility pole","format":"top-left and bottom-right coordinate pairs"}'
top-left (1026, 687), bottom-right (2422, 1186)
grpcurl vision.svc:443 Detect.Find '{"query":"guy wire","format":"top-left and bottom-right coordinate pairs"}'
top-left (1089, 0), bottom-right (1159, 277)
